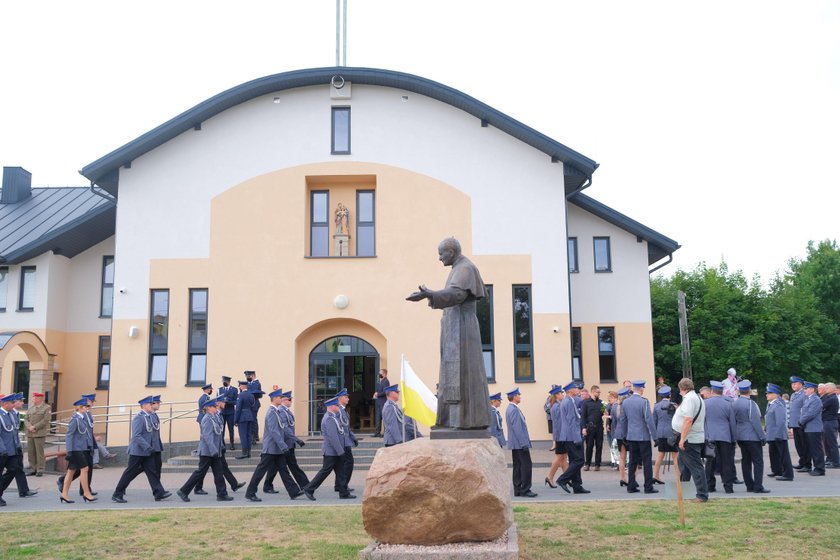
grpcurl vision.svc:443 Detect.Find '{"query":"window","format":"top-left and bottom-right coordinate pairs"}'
top-left (571, 327), bottom-right (582, 380)
top-left (594, 237), bottom-right (612, 272)
top-left (477, 285), bottom-right (495, 382)
top-left (13, 362), bottom-right (29, 402)
top-left (310, 190), bottom-right (329, 257)
top-left (97, 336), bottom-right (111, 389)
top-left (18, 266), bottom-right (36, 311)
top-left (512, 285), bottom-right (534, 382)
top-left (0, 267), bottom-right (7, 311)
top-left (148, 290), bottom-right (169, 385)
top-left (568, 238), bottom-right (578, 273)
top-left (356, 190), bottom-right (375, 257)
top-left (187, 289), bottom-right (208, 385)
top-left (598, 327), bottom-right (617, 382)
top-left (100, 256), bottom-right (115, 317)
top-left (331, 107), bottom-right (351, 154)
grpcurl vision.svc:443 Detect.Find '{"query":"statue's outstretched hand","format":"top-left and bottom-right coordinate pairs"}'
top-left (406, 285), bottom-right (431, 301)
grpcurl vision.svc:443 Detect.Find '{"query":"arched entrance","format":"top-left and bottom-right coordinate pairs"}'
top-left (0, 331), bottom-right (55, 408)
top-left (309, 335), bottom-right (379, 435)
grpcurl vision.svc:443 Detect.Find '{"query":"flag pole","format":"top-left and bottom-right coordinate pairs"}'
top-left (401, 354), bottom-right (406, 444)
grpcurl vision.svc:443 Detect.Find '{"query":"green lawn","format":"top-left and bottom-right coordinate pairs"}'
top-left (3, 499), bottom-right (839, 559)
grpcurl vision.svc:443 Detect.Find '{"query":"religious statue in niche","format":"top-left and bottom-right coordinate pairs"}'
top-left (335, 203), bottom-right (350, 235)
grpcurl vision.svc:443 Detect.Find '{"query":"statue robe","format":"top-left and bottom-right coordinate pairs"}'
top-left (428, 254), bottom-right (491, 429)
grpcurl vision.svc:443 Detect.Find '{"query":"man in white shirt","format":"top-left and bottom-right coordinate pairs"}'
top-left (672, 377), bottom-right (709, 503)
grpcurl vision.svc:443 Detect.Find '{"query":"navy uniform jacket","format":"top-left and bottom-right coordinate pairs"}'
top-left (320, 412), bottom-right (345, 456)
top-left (338, 405), bottom-right (358, 447)
top-left (127, 412), bottom-right (155, 456)
top-left (218, 386), bottom-right (238, 415)
top-left (197, 393), bottom-right (210, 423)
top-left (261, 406), bottom-right (290, 455)
top-left (278, 405), bottom-right (300, 449)
top-left (550, 401), bottom-right (564, 441)
top-left (821, 394), bottom-right (839, 421)
top-left (249, 379), bottom-right (262, 411)
top-left (0, 409), bottom-right (22, 456)
top-left (382, 400), bottom-right (421, 445)
top-left (704, 395), bottom-right (736, 443)
top-left (65, 413), bottom-right (91, 452)
top-left (652, 399), bottom-right (675, 439)
top-left (488, 405), bottom-right (505, 447)
top-left (151, 411), bottom-right (163, 452)
top-left (198, 414), bottom-right (224, 457)
top-left (376, 377), bottom-right (390, 404)
top-left (799, 393), bottom-right (824, 433)
top-left (85, 409), bottom-right (97, 450)
top-left (505, 403), bottom-right (532, 450)
top-left (611, 403), bottom-right (626, 440)
top-left (619, 393), bottom-right (656, 441)
top-left (788, 389), bottom-right (805, 428)
top-left (557, 396), bottom-right (582, 443)
top-left (234, 390), bottom-right (256, 424)
top-left (765, 398), bottom-right (787, 441)
top-left (734, 397), bottom-right (765, 442)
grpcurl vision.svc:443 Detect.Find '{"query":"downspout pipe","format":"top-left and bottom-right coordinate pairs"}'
top-left (89, 181), bottom-right (116, 203)
top-left (648, 253), bottom-right (673, 275)
top-left (565, 175), bottom-right (592, 200)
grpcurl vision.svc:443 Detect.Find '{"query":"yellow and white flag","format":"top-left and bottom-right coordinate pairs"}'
top-left (400, 356), bottom-right (437, 427)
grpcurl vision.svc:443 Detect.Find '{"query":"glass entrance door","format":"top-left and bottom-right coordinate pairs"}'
top-left (309, 357), bottom-right (343, 434)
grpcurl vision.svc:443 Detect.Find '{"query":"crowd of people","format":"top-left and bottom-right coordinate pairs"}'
top-left (494, 373), bottom-right (840, 501)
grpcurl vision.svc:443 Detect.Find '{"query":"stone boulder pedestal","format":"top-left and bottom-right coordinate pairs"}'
top-left (362, 437), bottom-right (512, 546)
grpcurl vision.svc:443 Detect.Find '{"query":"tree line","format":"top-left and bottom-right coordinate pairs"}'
top-left (651, 239), bottom-right (840, 390)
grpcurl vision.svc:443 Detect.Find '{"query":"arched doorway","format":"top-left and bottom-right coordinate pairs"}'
top-left (309, 335), bottom-right (379, 434)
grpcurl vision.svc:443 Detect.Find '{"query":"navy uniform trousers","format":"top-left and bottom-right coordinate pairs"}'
top-left (237, 421), bottom-right (254, 455)
top-left (180, 455), bottom-right (226, 497)
top-left (0, 452), bottom-right (24, 497)
top-left (768, 440), bottom-right (794, 479)
top-left (246, 453), bottom-right (300, 498)
top-left (113, 455), bottom-right (167, 498)
top-left (511, 449), bottom-right (533, 495)
top-left (196, 447), bottom-right (240, 492)
top-left (305, 455), bottom-right (348, 496)
top-left (264, 447), bottom-right (309, 492)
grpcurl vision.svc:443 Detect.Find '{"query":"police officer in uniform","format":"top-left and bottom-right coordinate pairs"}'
top-left (112, 396), bottom-right (171, 503)
top-left (619, 380), bottom-right (657, 494)
top-left (335, 389), bottom-right (358, 495)
top-left (57, 392), bottom-right (97, 496)
top-left (244, 389), bottom-right (303, 502)
top-left (765, 383), bottom-right (794, 480)
top-left (301, 397), bottom-right (355, 500)
top-left (177, 398), bottom-right (233, 502)
top-left (218, 376), bottom-right (238, 450)
top-left (0, 394), bottom-right (25, 506)
top-left (382, 385), bottom-right (421, 446)
top-left (704, 380), bottom-right (737, 493)
top-left (488, 393), bottom-right (505, 447)
top-left (234, 380), bottom-right (256, 459)
top-left (246, 371), bottom-right (262, 442)
top-left (264, 391), bottom-right (309, 494)
top-left (197, 384), bottom-right (213, 424)
top-left (798, 381), bottom-right (825, 476)
top-left (10, 394), bottom-right (37, 498)
top-left (556, 381), bottom-right (589, 494)
top-left (150, 395), bottom-right (164, 478)
top-left (506, 388), bottom-right (537, 497)
top-left (788, 376), bottom-right (809, 470)
top-left (734, 380), bottom-right (769, 493)
top-left (652, 386), bottom-right (676, 485)
top-left (194, 398), bottom-right (246, 495)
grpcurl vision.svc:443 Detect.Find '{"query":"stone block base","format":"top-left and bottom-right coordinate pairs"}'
top-left (359, 524), bottom-right (519, 560)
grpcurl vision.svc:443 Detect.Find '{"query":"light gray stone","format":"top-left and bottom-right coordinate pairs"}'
top-left (358, 524), bottom-right (519, 560)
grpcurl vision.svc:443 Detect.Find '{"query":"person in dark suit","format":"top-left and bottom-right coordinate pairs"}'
top-left (820, 383), bottom-right (839, 468)
top-left (234, 381), bottom-right (256, 459)
top-left (372, 369), bottom-right (390, 437)
top-left (246, 371), bottom-right (262, 442)
top-left (301, 397), bottom-right (355, 500)
top-left (218, 376), bottom-right (238, 450)
top-left (111, 396), bottom-right (171, 503)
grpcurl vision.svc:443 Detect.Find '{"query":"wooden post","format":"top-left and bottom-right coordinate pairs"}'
top-left (675, 451), bottom-right (685, 526)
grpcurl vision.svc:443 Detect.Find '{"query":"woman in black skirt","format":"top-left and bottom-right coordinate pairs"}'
top-left (60, 399), bottom-right (97, 503)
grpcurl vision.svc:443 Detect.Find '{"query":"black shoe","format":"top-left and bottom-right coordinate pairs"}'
top-left (644, 488), bottom-right (659, 494)
top-left (155, 491), bottom-right (172, 501)
top-left (217, 495), bottom-right (234, 501)
top-left (229, 444), bottom-right (235, 451)
top-left (652, 478), bottom-right (664, 485)
top-left (826, 465), bottom-right (840, 469)
top-left (619, 480), bottom-right (628, 487)
top-left (235, 454), bottom-right (250, 460)
top-left (544, 477), bottom-right (557, 489)
top-left (0, 498), bottom-right (6, 506)
top-left (573, 487), bottom-right (591, 494)
top-left (339, 494), bottom-right (357, 499)
top-left (19, 490), bottom-right (38, 497)
top-left (79, 489), bottom-right (98, 497)
top-left (809, 471), bottom-right (825, 476)
top-left (303, 489), bottom-right (315, 501)
top-left (194, 489), bottom-right (208, 495)
top-left (35, 472), bottom-right (43, 477)
top-left (767, 473), bottom-right (779, 477)
top-left (513, 492), bottom-right (521, 497)
top-left (232, 482), bottom-right (246, 492)
top-left (263, 488), bottom-right (279, 494)
top-left (754, 488), bottom-right (771, 493)
top-left (734, 478), bottom-right (745, 484)
top-left (724, 488), bottom-right (734, 494)
top-left (776, 476), bottom-right (794, 481)
top-left (245, 494), bottom-right (262, 502)
top-left (627, 487), bottom-right (640, 493)
top-left (708, 487), bottom-right (717, 493)
top-left (25, 471), bottom-right (37, 477)
top-left (558, 481), bottom-right (571, 494)
top-left (794, 467), bottom-right (811, 472)
top-left (522, 491), bottom-right (538, 498)
top-left (177, 490), bottom-right (190, 502)
top-left (291, 491), bottom-right (304, 500)
top-left (112, 495), bottom-right (127, 503)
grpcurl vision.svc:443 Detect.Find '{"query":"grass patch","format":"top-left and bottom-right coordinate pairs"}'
top-left (1, 499), bottom-right (839, 559)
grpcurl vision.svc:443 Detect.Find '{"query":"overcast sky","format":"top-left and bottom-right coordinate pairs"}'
top-left (1, 1), bottom-right (837, 282)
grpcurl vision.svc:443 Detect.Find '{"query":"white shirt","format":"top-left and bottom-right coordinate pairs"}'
top-left (672, 390), bottom-right (706, 444)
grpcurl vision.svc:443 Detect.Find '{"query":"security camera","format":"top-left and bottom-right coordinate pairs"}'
top-left (552, 326), bottom-right (560, 333)
top-left (119, 287), bottom-right (127, 294)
